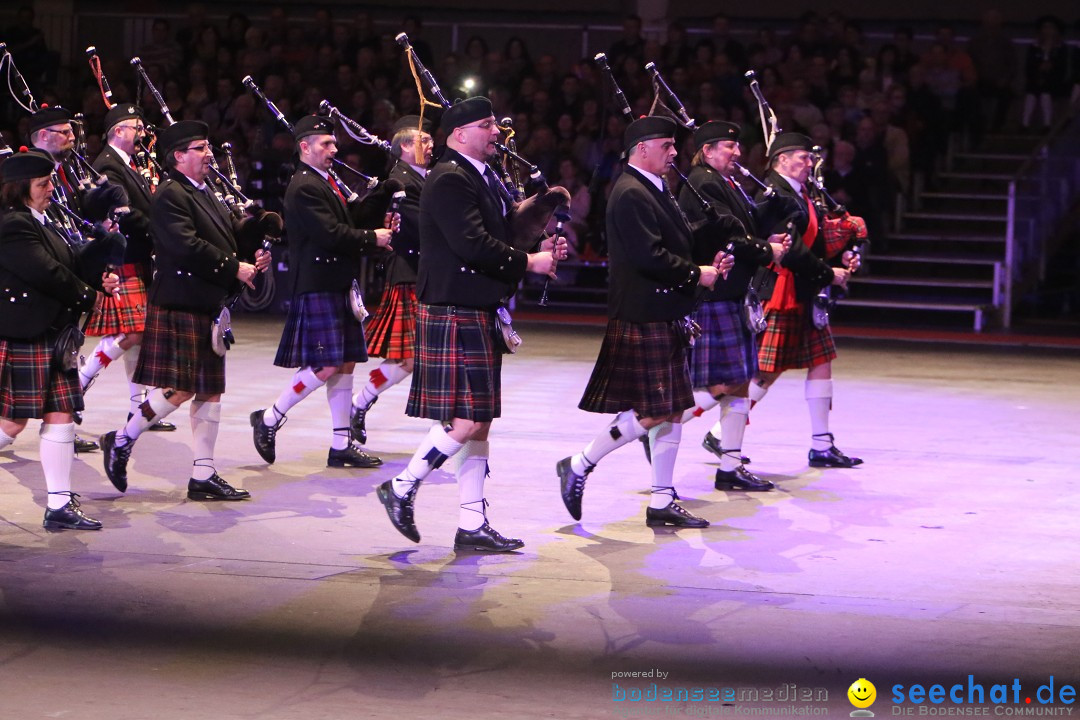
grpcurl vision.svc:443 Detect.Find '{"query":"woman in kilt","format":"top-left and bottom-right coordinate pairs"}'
top-left (250, 116), bottom-right (392, 469)
top-left (100, 121), bottom-right (274, 501)
top-left (556, 117), bottom-right (728, 529)
top-left (0, 149), bottom-right (120, 529)
top-left (754, 133), bottom-right (864, 468)
top-left (349, 116), bottom-right (433, 445)
top-left (673, 121), bottom-right (793, 492)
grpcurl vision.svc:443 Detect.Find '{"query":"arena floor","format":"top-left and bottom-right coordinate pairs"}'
top-left (2, 316), bottom-right (1078, 719)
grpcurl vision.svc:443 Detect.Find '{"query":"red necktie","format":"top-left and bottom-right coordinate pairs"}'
top-left (327, 174), bottom-right (347, 206)
top-left (57, 165), bottom-right (74, 194)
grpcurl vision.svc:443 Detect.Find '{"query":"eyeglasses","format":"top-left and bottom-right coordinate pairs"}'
top-left (459, 119), bottom-right (496, 132)
top-left (119, 124), bottom-right (146, 133)
top-left (184, 143), bottom-right (209, 153)
top-left (43, 127), bottom-right (75, 137)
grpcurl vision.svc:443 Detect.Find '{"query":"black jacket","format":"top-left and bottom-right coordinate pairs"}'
top-left (606, 166), bottom-right (701, 323)
top-left (147, 169), bottom-right (258, 313)
top-left (0, 207), bottom-right (99, 339)
top-left (417, 147), bottom-right (528, 309)
top-left (759, 169), bottom-right (836, 301)
top-left (679, 165), bottom-right (774, 302)
top-left (93, 144), bottom-right (155, 270)
top-left (383, 160), bottom-right (425, 286)
top-left (283, 162), bottom-right (381, 296)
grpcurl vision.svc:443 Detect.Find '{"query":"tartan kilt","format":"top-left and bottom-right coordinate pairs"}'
top-left (365, 282), bottom-right (417, 360)
top-left (134, 305), bottom-right (225, 394)
top-left (274, 291), bottom-right (367, 369)
top-left (579, 318), bottom-right (693, 418)
top-left (0, 335), bottom-right (83, 419)
top-left (757, 306), bottom-right (836, 374)
top-left (406, 303), bottom-right (501, 422)
top-left (690, 299), bottom-right (758, 388)
top-left (85, 263), bottom-right (148, 336)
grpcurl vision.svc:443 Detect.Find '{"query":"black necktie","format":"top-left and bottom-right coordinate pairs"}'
top-left (661, 178), bottom-right (691, 228)
top-left (483, 167), bottom-right (508, 209)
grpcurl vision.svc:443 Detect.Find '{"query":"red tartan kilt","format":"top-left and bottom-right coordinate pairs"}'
top-left (579, 318), bottom-right (693, 418)
top-left (0, 336), bottom-right (83, 419)
top-left (756, 306), bottom-right (836, 374)
top-left (134, 305), bottom-right (226, 394)
top-left (85, 264), bottom-right (148, 336)
top-left (406, 304), bottom-right (501, 422)
top-left (365, 283), bottom-right (417, 360)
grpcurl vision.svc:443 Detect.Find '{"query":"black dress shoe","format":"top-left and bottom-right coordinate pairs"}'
top-left (808, 433), bottom-right (863, 468)
top-left (100, 431), bottom-right (131, 493)
top-left (43, 494), bottom-right (102, 530)
top-left (75, 434), bottom-right (99, 453)
top-left (645, 502), bottom-right (710, 528)
top-left (187, 474), bottom-right (250, 501)
top-left (73, 409), bottom-right (83, 426)
top-left (556, 456), bottom-right (589, 521)
top-left (701, 432), bottom-right (751, 465)
top-left (714, 466), bottom-right (774, 492)
top-left (327, 444), bottom-right (382, 468)
top-left (376, 480), bottom-right (420, 543)
top-left (350, 396), bottom-right (377, 445)
top-left (454, 522), bottom-right (524, 552)
top-left (250, 409), bottom-right (281, 464)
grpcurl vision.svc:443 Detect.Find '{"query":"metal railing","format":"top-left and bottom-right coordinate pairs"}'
top-left (1004, 105), bottom-right (1080, 328)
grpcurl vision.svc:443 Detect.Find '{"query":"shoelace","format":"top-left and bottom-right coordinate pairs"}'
top-left (811, 432), bottom-right (841, 453)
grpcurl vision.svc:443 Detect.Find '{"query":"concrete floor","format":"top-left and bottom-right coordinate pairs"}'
top-left (2, 316), bottom-right (1079, 719)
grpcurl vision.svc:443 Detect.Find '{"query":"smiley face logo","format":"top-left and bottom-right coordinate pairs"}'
top-left (848, 678), bottom-right (876, 709)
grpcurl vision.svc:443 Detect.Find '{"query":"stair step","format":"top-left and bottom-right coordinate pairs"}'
top-left (872, 254), bottom-right (1001, 266)
top-left (850, 276), bottom-right (993, 289)
top-left (891, 233), bottom-right (1004, 243)
top-left (953, 152), bottom-right (1028, 162)
top-left (902, 212), bottom-right (1007, 222)
top-left (839, 298), bottom-right (987, 312)
top-left (938, 171), bottom-right (1013, 182)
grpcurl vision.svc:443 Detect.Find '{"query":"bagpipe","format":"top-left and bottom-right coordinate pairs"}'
top-left (88, 46), bottom-right (159, 191)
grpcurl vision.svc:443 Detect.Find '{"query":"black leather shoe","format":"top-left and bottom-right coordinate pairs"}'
top-left (250, 409), bottom-right (281, 464)
top-left (100, 431), bottom-right (130, 493)
top-left (454, 522), bottom-right (524, 552)
top-left (701, 432), bottom-right (751, 465)
top-left (645, 502), bottom-right (709, 528)
top-left (639, 434), bottom-right (652, 463)
top-left (376, 480), bottom-right (420, 543)
top-left (556, 456), bottom-right (589, 521)
top-left (125, 411), bottom-right (176, 432)
top-left (75, 434), bottom-right (99, 453)
top-left (43, 494), bottom-right (102, 530)
top-left (808, 433), bottom-right (863, 468)
top-left (73, 409), bottom-right (83, 426)
top-left (350, 396), bottom-right (377, 445)
top-left (187, 474), bottom-right (250, 501)
top-left (714, 466), bottom-right (774, 492)
top-left (327, 444), bottom-right (382, 468)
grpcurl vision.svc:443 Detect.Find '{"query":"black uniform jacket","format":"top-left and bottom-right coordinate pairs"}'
top-left (283, 162), bottom-right (380, 296)
top-left (93, 144), bottom-right (154, 269)
top-left (417, 147), bottom-right (528, 310)
top-left (759, 169), bottom-right (836, 302)
top-left (606, 165), bottom-right (701, 323)
top-left (0, 207), bottom-right (98, 339)
top-left (679, 164), bottom-right (774, 302)
top-left (383, 160), bottom-right (424, 286)
top-left (148, 169), bottom-right (257, 313)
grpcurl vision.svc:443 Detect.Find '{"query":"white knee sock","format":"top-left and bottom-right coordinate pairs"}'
top-left (190, 400), bottom-right (221, 481)
top-left (122, 346), bottom-right (145, 417)
top-left (680, 389), bottom-right (720, 424)
top-left (0, 426), bottom-right (15, 451)
top-left (571, 409), bottom-right (648, 476)
top-left (265, 367), bottom-right (325, 427)
top-left (714, 396), bottom-right (750, 472)
top-left (648, 422), bottom-right (681, 509)
top-left (79, 334), bottom-right (126, 390)
top-left (748, 380), bottom-right (769, 409)
top-left (456, 440), bottom-right (489, 531)
top-left (118, 388), bottom-right (179, 447)
top-left (805, 379), bottom-right (834, 450)
top-left (40, 422), bottom-right (75, 509)
top-left (392, 424), bottom-right (464, 497)
top-left (353, 361), bottom-right (411, 409)
top-left (325, 372), bottom-right (353, 450)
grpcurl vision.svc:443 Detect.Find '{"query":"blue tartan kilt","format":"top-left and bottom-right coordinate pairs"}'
top-left (689, 299), bottom-right (758, 388)
top-left (274, 291), bottom-right (368, 369)
top-left (406, 303), bottom-right (501, 422)
top-left (0, 335), bottom-right (83, 419)
top-left (579, 318), bottom-right (693, 418)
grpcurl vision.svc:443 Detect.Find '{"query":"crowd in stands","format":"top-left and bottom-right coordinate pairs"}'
top-left (3, 5), bottom-right (1080, 262)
